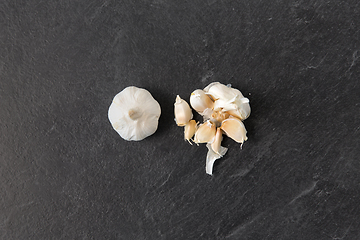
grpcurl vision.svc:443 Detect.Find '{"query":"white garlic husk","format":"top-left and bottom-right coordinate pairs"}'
top-left (174, 95), bottom-right (193, 126)
top-left (108, 86), bottom-right (161, 141)
top-left (205, 128), bottom-right (228, 175)
top-left (190, 89), bottom-right (214, 113)
top-left (205, 143), bottom-right (228, 175)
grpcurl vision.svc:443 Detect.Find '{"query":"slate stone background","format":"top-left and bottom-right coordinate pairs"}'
top-left (1, 0), bottom-right (360, 239)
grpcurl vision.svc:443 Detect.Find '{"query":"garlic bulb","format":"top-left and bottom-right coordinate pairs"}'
top-left (108, 86), bottom-right (161, 141)
top-left (174, 95), bottom-right (193, 126)
top-left (174, 82), bottom-right (251, 175)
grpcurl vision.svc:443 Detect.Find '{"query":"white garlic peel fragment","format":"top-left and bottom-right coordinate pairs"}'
top-left (108, 86), bottom-right (161, 141)
top-left (206, 128), bottom-right (228, 175)
top-left (174, 82), bottom-right (250, 175)
top-left (206, 143), bottom-right (228, 175)
top-left (174, 95), bottom-right (193, 126)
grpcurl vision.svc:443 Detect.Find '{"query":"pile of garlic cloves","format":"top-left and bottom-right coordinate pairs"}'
top-left (174, 82), bottom-right (250, 175)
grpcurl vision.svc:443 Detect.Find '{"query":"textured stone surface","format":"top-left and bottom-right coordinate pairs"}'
top-left (1, 1), bottom-right (360, 239)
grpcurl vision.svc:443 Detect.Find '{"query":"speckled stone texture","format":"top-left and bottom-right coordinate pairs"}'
top-left (1, 0), bottom-right (360, 239)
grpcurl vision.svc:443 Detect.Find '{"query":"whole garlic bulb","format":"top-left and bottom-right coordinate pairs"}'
top-left (108, 86), bottom-right (161, 141)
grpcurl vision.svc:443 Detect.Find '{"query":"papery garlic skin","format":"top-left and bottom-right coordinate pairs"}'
top-left (193, 120), bottom-right (216, 144)
top-left (220, 117), bottom-right (248, 144)
top-left (184, 120), bottom-right (197, 144)
top-left (206, 128), bottom-right (228, 175)
top-left (174, 95), bottom-right (193, 126)
top-left (206, 143), bottom-right (228, 175)
top-left (190, 89), bottom-right (214, 113)
top-left (108, 86), bottom-right (161, 141)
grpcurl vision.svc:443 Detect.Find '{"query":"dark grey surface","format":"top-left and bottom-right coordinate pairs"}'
top-left (1, 1), bottom-right (360, 239)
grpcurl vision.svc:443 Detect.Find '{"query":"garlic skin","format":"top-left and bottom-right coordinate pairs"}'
top-left (108, 86), bottom-right (161, 141)
top-left (206, 143), bottom-right (228, 175)
top-left (220, 117), bottom-right (248, 144)
top-left (206, 128), bottom-right (228, 175)
top-left (174, 95), bottom-right (193, 126)
top-left (190, 89), bottom-right (214, 113)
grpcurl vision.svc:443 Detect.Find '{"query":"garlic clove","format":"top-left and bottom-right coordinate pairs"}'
top-left (184, 120), bottom-right (197, 144)
top-left (203, 82), bottom-right (237, 101)
top-left (193, 120), bottom-right (216, 144)
top-left (174, 95), bottom-right (193, 126)
top-left (108, 86), bottom-right (161, 141)
top-left (190, 89), bottom-right (214, 113)
top-left (205, 143), bottom-right (228, 175)
top-left (227, 98), bottom-right (251, 120)
top-left (220, 117), bottom-right (248, 144)
top-left (211, 128), bottom-right (223, 154)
